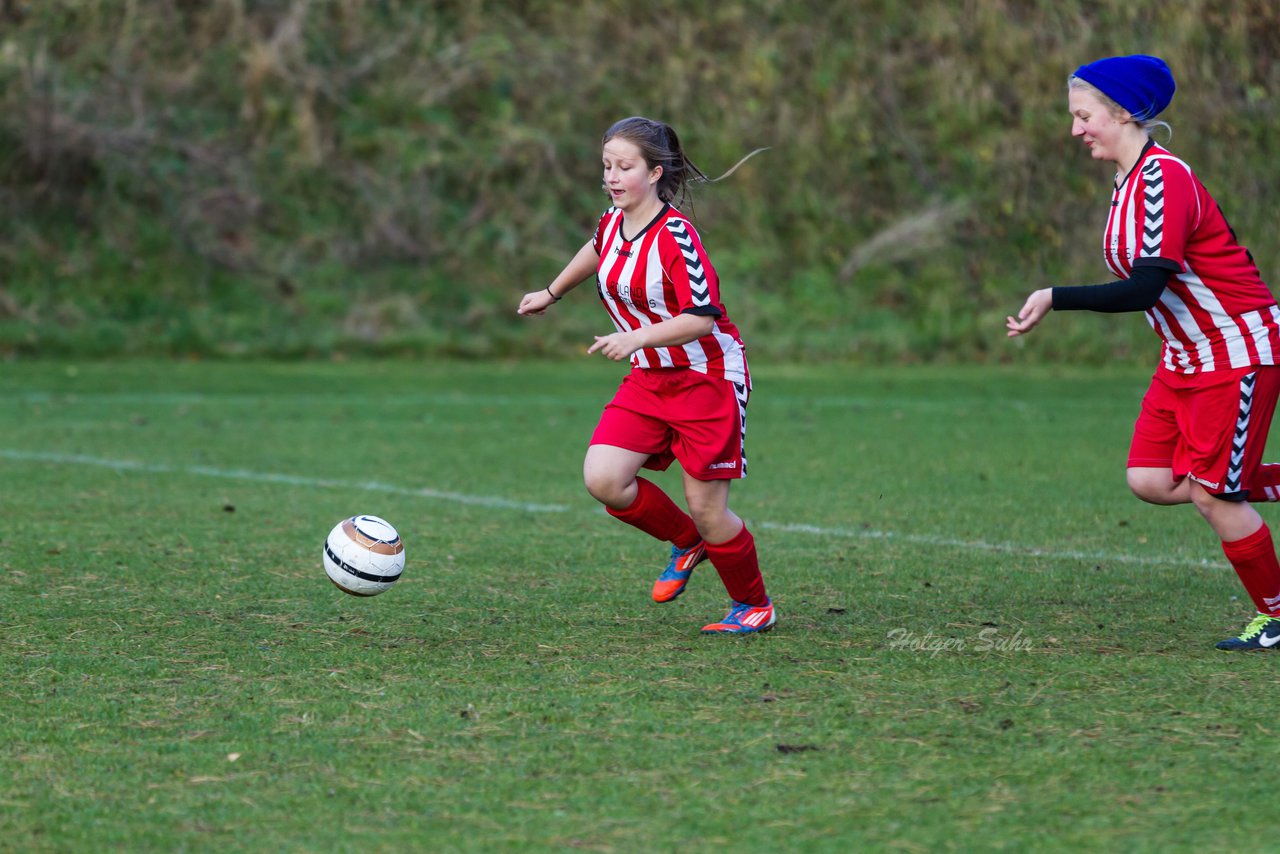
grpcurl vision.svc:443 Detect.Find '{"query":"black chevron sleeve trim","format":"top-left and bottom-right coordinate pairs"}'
top-left (664, 219), bottom-right (712, 307)
top-left (1139, 159), bottom-right (1166, 259)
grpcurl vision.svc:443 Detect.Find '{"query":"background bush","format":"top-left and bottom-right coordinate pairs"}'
top-left (1, 0), bottom-right (1277, 361)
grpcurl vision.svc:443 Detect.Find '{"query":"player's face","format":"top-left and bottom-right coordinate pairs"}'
top-left (602, 138), bottom-right (661, 212)
top-left (1068, 88), bottom-right (1130, 164)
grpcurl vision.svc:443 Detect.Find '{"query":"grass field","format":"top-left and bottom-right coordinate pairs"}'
top-left (2, 358), bottom-right (1276, 852)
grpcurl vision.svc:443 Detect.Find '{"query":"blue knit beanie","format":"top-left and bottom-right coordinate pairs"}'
top-left (1072, 55), bottom-right (1176, 120)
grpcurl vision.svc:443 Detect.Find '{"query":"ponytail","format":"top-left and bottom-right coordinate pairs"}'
top-left (602, 117), bottom-right (766, 208)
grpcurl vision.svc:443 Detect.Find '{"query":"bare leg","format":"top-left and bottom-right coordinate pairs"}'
top-left (1129, 466), bottom-right (1264, 540)
top-left (682, 471), bottom-right (769, 610)
top-left (583, 444), bottom-right (651, 510)
top-left (1188, 481), bottom-right (1264, 542)
top-left (681, 472), bottom-right (741, 544)
top-left (1127, 466), bottom-right (1192, 506)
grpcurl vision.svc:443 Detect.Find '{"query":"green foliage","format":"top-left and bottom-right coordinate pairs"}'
top-left (1, 0), bottom-right (1278, 360)
top-left (3, 359), bottom-right (1279, 849)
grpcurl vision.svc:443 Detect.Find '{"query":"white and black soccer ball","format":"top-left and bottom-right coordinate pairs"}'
top-left (323, 515), bottom-right (405, 596)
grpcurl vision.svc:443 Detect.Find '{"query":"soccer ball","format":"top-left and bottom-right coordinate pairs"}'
top-left (323, 515), bottom-right (405, 596)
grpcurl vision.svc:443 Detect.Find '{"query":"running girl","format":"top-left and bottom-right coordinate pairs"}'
top-left (1007, 55), bottom-right (1280, 650)
top-left (518, 117), bottom-right (773, 634)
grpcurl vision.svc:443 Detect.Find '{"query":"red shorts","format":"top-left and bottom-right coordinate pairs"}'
top-left (590, 368), bottom-right (749, 480)
top-left (1128, 365), bottom-right (1280, 497)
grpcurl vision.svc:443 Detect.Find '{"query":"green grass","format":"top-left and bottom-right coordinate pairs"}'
top-left (1, 359), bottom-right (1275, 851)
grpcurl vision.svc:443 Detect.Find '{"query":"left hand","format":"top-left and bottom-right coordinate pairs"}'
top-left (1006, 288), bottom-right (1053, 337)
top-left (587, 331), bottom-right (642, 361)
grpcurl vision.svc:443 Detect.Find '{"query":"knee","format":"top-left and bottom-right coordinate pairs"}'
top-left (583, 468), bottom-right (627, 505)
top-left (1127, 469), bottom-right (1179, 505)
top-left (686, 497), bottom-right (738, 542)
top-left (1126, 470), bottom-right (1160, 503)
top-left (688, 508), bottom-right (723, 538)
top-left (1187, 482), bottom-right (1221, 517)
top-left (682, 493), bottom-right (715, 531)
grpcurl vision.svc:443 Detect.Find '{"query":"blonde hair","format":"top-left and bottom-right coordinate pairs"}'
top-left (1068, 76), bottom-right (1173, 142)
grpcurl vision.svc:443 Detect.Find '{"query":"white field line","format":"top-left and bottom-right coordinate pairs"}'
top-left (0, 449), bottom-right (568, 514)
top-left (1, 447), bottom-right (1219, 570)
top-left (754, 521), bottom-right (1219, 569)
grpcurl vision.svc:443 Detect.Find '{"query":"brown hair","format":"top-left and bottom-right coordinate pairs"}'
top-left (602, 116), bottom-right (709, 208)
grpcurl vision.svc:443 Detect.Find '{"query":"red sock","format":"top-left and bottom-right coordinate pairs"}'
top-left (1222, 523), bottom-right (1280, 616)
top-left (606, 477), bottom-right (699, 548)
top-left (1246, 464), bottom-right (1280, 502)
top-left (704, 525), bottom-right (768, 606)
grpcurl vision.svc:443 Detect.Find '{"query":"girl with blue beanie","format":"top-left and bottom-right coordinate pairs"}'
top-left (1007, 55), bottom-right (1280, 650)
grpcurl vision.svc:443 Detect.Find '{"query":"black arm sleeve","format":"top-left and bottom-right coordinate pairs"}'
top-left (1051, 264), bottom-right (1172, 313)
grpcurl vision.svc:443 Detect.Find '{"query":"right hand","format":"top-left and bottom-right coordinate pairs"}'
top-left (1006, 288), bottom-right (1053, 337)
top-left (517, 289), bottom-right (557, 316)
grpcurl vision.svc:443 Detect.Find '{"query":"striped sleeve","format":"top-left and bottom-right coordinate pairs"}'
top-left (1135, 158), bottom-right (1191, 272)
top-left (662, 218), bottom-right (722, 317)
top-left (592, 207), bottom-right (617, 256)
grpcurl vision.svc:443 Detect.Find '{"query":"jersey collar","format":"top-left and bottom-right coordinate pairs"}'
top-left (1116, 138), bottom-right (1158, 190)
top-left (619, 202), bottom-right (671, 243)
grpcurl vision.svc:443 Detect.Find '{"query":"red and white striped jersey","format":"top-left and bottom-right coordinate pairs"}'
top-left (1105, 141), bottom-right (1280, 374)
top-left (592, 204), bottom-right (749, 386)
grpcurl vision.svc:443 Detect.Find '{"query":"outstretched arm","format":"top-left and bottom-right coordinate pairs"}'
top-left (517, 240), bottom-right (599, 316)
top-left (1051, 266), bottom-right (1170, 313)
top-left (1006, 266), bottom-right (1171, 337)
